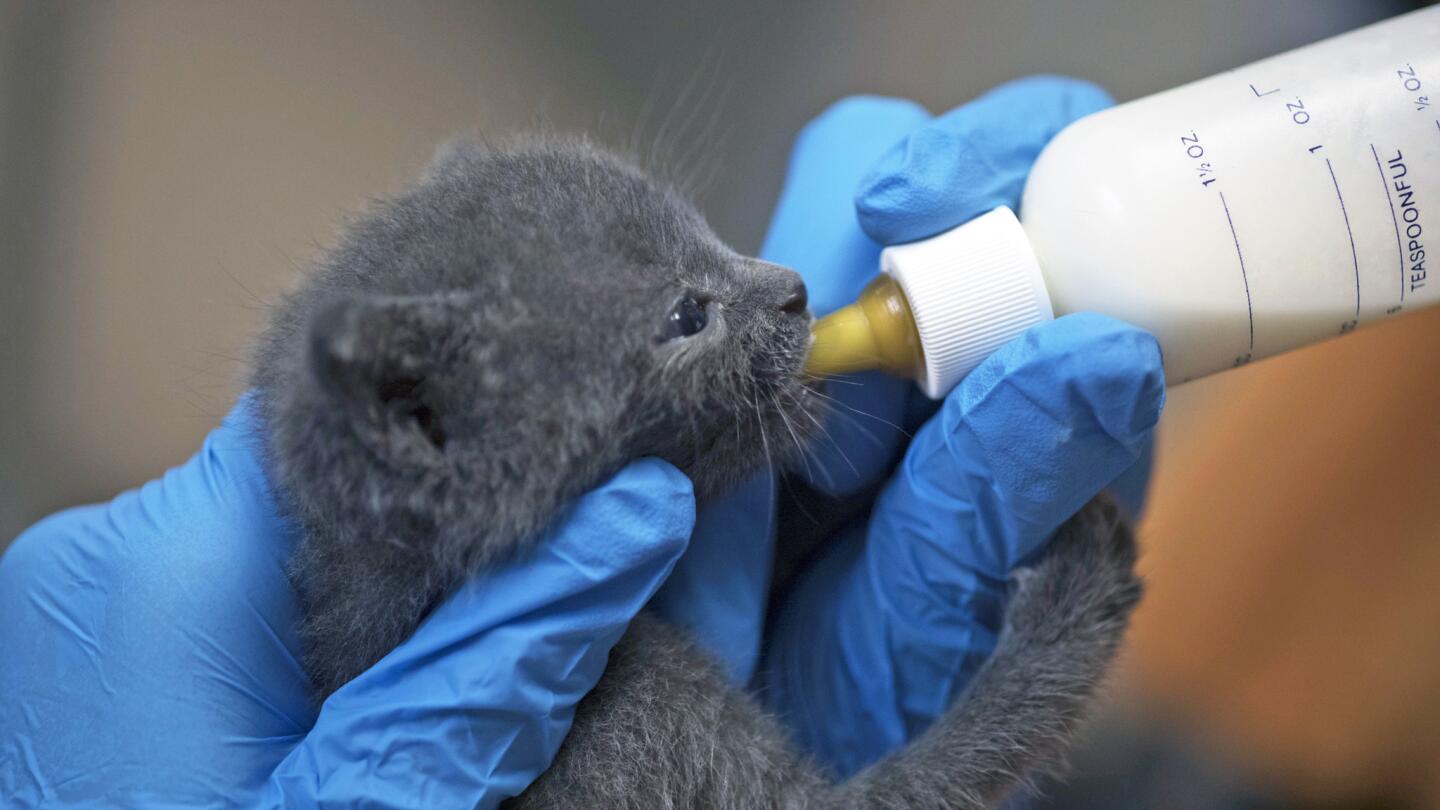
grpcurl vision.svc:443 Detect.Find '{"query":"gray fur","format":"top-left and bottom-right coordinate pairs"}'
top-left (510, 499), bottom-right (1139, 810)
top-left (251, 135), bottom-right (1142, 808)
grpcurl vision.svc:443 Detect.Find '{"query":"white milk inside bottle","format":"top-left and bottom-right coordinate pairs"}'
top-left (1019, 6), bottom-right (1440, 382)
top-left (862, 7), bottom-right (1440, 393)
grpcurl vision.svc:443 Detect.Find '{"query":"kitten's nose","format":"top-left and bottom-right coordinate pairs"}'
top-left (779, 280), bottom-right (808, 315)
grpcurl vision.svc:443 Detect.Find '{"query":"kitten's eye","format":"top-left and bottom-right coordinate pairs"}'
top-left (660, 296), bottom-right (708, 342)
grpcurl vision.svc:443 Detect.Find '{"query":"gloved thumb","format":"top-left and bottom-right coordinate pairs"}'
top-left (856, 75), bottom-right (1113, 246)
top-left (876, 313), bottom-right (1164, 579)
top-left (762, 95), bottom-right (930, 315)
top-left (259, 458), bottom-right (695, 809)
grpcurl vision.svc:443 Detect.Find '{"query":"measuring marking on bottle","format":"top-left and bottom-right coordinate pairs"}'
top-left (1323, 158), bottom-right (1362, 320)
top-left (1242, 73), bottom-right (1374, 332)
top-left (1217, 191), bottom-right (1256, 354)
top-left (1372, 143), bottom-right (1409, 305)
top-left (1027, 7), bottom-right (1440, 382)
top-left (1385, 151), bottom-right (1427, 297)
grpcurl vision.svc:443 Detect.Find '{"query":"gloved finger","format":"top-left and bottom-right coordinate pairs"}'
top-left (763, 314), bottom-right (1163, 776)
top-left (856, 75), bottom-right (1113, 245)
top-left (762, 96), bottom-right (931, 496)
top-left (1107, 436), bottom-right (1156, 519)
top-left (649, 469), bottom-right (774, 685)
top-left (0, 399), bottom-right (315, 806)
top-left (763, 95), bottom-right (930, 315)
top-left (885, 312), bottom-right (1163, 576)
top-left (262, 458), bottom-right (694, 809)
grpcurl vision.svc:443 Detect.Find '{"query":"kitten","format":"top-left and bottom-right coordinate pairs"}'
top-left (251, 135), bottom-right (1142, 809)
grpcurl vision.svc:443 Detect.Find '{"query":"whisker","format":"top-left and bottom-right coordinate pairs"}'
top-left (786, 392), bottom-right (849, 489)
top-left (769, 389), bottom-right (809, 470)
top-left (750, 388), bottom-right (775, 477)
top-left (807, 387), bottom-right (913, 439)
top-left (804, 374), bottom-right (865, 387)
top-left (794, 389), bottom-right (858, 475)
top-left (778, 466), bottom-right (819, 525)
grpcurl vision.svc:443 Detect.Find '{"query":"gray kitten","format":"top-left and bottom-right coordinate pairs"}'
top-left (251, 135), bottom-right (1142, 809)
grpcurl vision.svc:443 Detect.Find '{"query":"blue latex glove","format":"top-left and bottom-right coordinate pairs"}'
top-left (0, 397), bottom-right (694, 808)
top-left (656, 76), bottom-right (1164, 777)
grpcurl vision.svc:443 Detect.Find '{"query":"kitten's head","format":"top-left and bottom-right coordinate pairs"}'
top-left (255, 136), bottom-right (822, 571)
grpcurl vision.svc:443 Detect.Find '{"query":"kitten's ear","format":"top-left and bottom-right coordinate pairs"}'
top-left (424, 134), bottom-right (485, 180)
top-left (307, 295), bottom-right (457, 455)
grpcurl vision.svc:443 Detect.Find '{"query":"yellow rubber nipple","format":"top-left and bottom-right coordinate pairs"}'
top-left (804, 275), bottom-right (925, 382)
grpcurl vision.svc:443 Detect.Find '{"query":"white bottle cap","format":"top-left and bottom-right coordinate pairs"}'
top-left (880, 206), bottom-right (1054, 398)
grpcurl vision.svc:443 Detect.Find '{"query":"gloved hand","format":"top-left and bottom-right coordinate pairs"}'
top-left (0, 397), bottom-right (695, 808)
top-left (653, 76), bottom-right (1164, 776)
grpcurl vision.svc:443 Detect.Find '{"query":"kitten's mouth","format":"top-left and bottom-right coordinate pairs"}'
top-left (670, 325), bottom-right (827, 496)
top-left (765, 324), bottom-right (828, 433)
top-left (774, 325), bottom-right (821, 389)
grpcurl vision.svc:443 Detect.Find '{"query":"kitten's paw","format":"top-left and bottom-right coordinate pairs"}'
top-left (1003, 495), bottom-right (1143, 648)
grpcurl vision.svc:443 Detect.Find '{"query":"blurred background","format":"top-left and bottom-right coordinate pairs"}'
top-left (3, 1), bottom-right (1439, 806)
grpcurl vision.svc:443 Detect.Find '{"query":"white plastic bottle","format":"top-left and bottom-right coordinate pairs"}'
top-left (835, 7), bottom-right (1440, 394)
